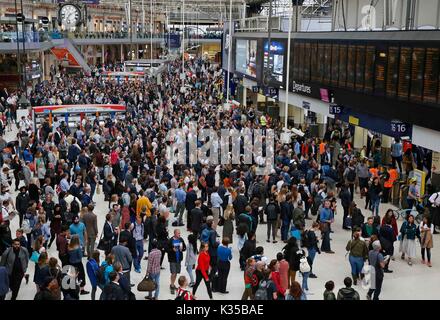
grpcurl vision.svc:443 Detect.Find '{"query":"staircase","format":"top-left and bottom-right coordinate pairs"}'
top-left (51, 38), bottom-right (91, 73)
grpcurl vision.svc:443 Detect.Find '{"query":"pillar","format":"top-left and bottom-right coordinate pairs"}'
top-left (41, 51), bottom-right (45, 81)
top-left (136, 44), bottom-right (139, 59)
top-left (120, 44), bottom-right (124, 63)
top-left (353, 126), bottom-right (367, 150)
top-left (382, 134), bottom-right (392, 166)
top-left (101, 44), bottom-right (105, 64)
top-left (316, 113), bottom-right (327, 138)
top-left (242, 86), bottom-right (247, 107)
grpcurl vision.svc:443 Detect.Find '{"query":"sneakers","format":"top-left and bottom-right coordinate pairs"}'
top-left (309, 273), bottom-right (318, 279)
top-left (80, 290), bottom-right (90, 295)
top-left (189, 282), bottom-right (195, 288)
top-left (272, 240), bottom-right (278, 244)
top-left (170, 285), bottom-right (176, 294)
top-left (408, 260), bottom-right (413, 266)
top-left (384, 269), bottom-right (393, 273)
top-left (325, 250), bottom-right (335, 254)
top-left (266, 240), bottom-right (271, 243)
top-left (135, 268), bottom-right (141, 273)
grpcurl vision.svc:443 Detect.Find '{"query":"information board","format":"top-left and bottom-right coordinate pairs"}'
top-left (235, 39), bottom-right (257, 78)
top-left (364, 46), bottom-right (375, 93)
top-left (424, 47), bottom-right (440, 104)
top-left (410, 47), bottom-right (426, 102)
top-left (338, 45), bottom-right (347, 88)
top-left (355, 45), bottom-right (366, 92)
top-left (263, 39), bottom-right (286, 84)
top-left (397, 47), bottom-right (412, 100)
top-left (347, 45), bottom-right (356, 89)
top-left (386, 46), bottom-right (399, 98)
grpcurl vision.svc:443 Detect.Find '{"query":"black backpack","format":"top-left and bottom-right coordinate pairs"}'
top-left (340, 290), bottom-right (357, 300)
top-left (96, 265), bottom-right (107, 286)
top-left (347, 168), bottom-right (356, 183)
top-left (70, 198), bottom-right (80, 215)
top-left (301, 230), bottom-right (312, 248)
top-left (175, 289), bottom-right (187, 301)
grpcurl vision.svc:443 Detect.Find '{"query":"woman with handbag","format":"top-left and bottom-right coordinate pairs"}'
top-left (420, 216), bottom-right (434, 267)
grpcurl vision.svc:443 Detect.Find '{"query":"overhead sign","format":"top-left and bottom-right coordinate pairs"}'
top-left (264, 87), bottom-right (279, 99)
top-left (33, 104), bottom-right (126, 114)
top-left (302, 101), bottom-right (311, 110)
top-left (329, 104), bottom-right (344, 115)
top-left (252, 86), bottom-right (260, 93)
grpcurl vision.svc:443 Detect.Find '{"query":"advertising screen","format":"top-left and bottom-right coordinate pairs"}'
top-left (235, 39), bottom-right (257, 78)
top-left (263, 40), bottom-right (286, 83)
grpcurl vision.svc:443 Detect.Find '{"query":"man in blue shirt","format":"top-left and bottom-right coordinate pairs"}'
top-left (69, 215), bottom-right (87, 249)
top-left (174, 183), bottom-right (186, 226)
top-left (319, 200), bottom-right (334, 254)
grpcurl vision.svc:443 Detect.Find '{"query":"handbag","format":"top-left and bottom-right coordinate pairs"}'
top-left (137, 274), bottom-right (157, 292)
top-left (30, 250), bottom-right (40, 263)
top-left (218, 216), bottom-right (225, 227)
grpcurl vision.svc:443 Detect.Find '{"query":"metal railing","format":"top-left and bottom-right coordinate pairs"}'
top-left (0, 31), bottom-right (51, 43)
top-left (235, 16), bottom-right (282, 32)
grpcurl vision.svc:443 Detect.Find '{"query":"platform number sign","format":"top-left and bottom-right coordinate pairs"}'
top-left (329, 104), bottom-right (343, 115)
top-left (265, 87), bottom-right (279, 99)
top-left (391, 121), bottom-right (407, 134)
top-left (252, 86), bottom-right (260, 93)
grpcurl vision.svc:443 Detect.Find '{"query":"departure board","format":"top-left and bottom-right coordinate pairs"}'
top-left (310, 42), bottom-right (318, 82)
top-left (303, 42), bottom-right (311, 82)
top-left (374, 46), bottom-right (387, 96)
top-left (338, 45), bottom-right (347, 88)
top-left (347, 45), bottom-right (356, 89)
top-left (323, 44), bottom-right (332, 84)
top-left (364, 46), bottom-right (375, 93)
top-left (398, 47), bottom-right (412, 100)
top-left (318, 43), bottom-right (325, 83)
top-left (298, 42), bottom-right (305, 80)
top-left (424, 48), bottom-right (440, 104)
top-left (355, 46), bottom-right (366, 92)
top-left (410, 47), bottom-right (425, 102)
top-left (386, 46), bottom-right (400, 98)
top-left (292, 42), bottom-right (300, 80)
top-left (331, 44), bottom-right (339, 86)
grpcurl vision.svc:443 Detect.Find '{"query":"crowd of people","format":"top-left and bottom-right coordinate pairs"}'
top-left (0, 53), bottom-right (439, 301)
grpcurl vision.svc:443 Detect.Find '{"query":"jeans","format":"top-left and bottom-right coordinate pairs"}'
top-left (308, 247), bottom-right (317, 273)
top-left (349, 255), bottom-right (364, 279)
top-left (175, 202), bottom-right (185, 224)
top-left (267, 220), bottom-right (277, 241)
top-left (217, 260), bottom-right (230, 293)
top-left (407, 198), bottom-right (415, 209)
top-left (421, 248), bottom-right (432, 262)
top-left (371, 198), bottom-right (380, 216)
top-left (301, 271), bottom-right (310, 291)
top-left (281, 219), bottom-right (291, 241)
top-left (148, 273), bottom-right (160, 299)
top-left (186, 264), bottom-right (195, 284)
top-left (134, 240), bottom-right (144, 271)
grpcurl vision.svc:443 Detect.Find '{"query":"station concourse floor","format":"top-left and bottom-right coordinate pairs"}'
top-left (3, 128), bottom-right (440, 301)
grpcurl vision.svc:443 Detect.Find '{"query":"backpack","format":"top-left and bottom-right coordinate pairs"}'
top-left (70, 198), bottom-right (80, 215)
top-left (175, 289), bottom-right (187, 301)
top-left (201, 228), bottom-right (211, 244)
top-left (96, 265), bottom-right (107, 286)
top-left (339, 290), bottom-right (357, 300)
top-left (299, 256), bottom-right (311, 273)
top-left (254, 280), bottom-right (269, 300)
top-left (301, 230), bottom-right (311, 248)
top-left (347, 168), bottom-right (356, 183)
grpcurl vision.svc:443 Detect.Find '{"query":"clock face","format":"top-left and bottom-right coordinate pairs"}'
top-left (60, 4), bottom-right (81, 28)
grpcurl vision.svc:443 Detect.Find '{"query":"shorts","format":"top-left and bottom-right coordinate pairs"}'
top-left (170, 262), bottom-right (181, 274)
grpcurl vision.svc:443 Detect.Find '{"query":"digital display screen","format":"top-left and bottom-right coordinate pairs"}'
top-left (323, 44), bottom-right (332, 84)
top-left (331, 44), bottom-right (339, 86)
top-left (374, 46), bottom-right (387, 96)
top-left (364, 46), bottom-right (375, 93)
top-left (355, 45), bottom-right (366, 92)
top-left (235, 39), bottom-right (257, 78)
top-left (293, 42), bottom-right (300, 80)
top-left (311, 42), bottom-right (319, 82)
top-left (263, 39), bottom-right (286, 83)
top-left (398, 47), bottom-right (412, 100)
top-left (386, 46), bottom-right (399, 98)
top-left (424, 48), bottom-right (440, 104)
top-left (410, 47), bottom-right (425, 102)
top-left (347, 45), bottom-right (356, 89)
top-left (303, 42), bottom-right (311, 82)
top-left (317, 43), bottom-right (325, 83)
top-left (338, 45), bottom-right (347, 88)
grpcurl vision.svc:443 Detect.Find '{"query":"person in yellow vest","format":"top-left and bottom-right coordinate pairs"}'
top-left (383, 166), bottom-right (399, 203)
top-left (136, 190), bottom-right (153, 217)
top-left (260, 113), bottom-right (267, 135)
